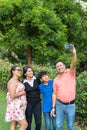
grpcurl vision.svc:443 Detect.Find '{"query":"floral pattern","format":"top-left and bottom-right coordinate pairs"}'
top-left (5, 82), bottom-right (27, 122)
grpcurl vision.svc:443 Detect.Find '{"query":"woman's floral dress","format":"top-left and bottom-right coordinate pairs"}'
top-left (5, 82), bottom-right (27, 122)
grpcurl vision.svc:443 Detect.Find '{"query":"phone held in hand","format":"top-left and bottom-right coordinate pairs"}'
top-left (64, 44), bottom-right (73, 50)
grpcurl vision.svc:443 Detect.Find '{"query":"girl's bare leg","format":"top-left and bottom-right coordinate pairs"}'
top-left (18, 118), bottom-right (28, 130)
top-left (10, 121), bottom-right (17, 130)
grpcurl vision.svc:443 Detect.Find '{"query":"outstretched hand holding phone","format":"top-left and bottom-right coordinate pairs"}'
top-left (64, 44), bottom-right (73, 50)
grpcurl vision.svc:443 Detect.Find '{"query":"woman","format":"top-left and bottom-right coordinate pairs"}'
top-left (5, 66), bottom-right (28, 130)
top-left (23, 65), bottom-right (41, 130)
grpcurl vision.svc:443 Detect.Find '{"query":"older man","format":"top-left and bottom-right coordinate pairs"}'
top-left (51, 45), bottom-right (77, 130)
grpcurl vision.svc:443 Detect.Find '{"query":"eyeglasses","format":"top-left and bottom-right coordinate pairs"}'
top-left (15, 69), bottom-right (22, 72)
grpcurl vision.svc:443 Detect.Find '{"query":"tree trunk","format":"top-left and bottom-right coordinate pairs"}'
top-left (28, 45), bottom-right (32, 65)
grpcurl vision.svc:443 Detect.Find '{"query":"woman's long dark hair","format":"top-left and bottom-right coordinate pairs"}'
top-left (22, 65), bottom-right (33, 79)
top-left (6, 66), bottom-right (18, 87)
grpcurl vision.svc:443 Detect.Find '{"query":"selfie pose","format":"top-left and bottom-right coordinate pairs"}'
top-left (51, 45), bottom-right (77, 130)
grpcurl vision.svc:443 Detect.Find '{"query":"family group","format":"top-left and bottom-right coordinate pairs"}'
top-left (5, 46), bottom-right (77, 130)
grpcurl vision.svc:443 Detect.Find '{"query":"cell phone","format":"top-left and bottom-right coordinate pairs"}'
top-left (64, 44), bottom-right (73, 50)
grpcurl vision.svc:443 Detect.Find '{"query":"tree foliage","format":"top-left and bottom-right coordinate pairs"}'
top-left (0, 0), bottom-right (87, 71)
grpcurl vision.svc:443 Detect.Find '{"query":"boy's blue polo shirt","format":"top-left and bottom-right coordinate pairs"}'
top-left (39, 80), bottom-right (53, 112)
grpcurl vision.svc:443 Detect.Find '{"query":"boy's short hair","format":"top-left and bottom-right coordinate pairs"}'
top-left (37, 71), bottom-right (47, 79)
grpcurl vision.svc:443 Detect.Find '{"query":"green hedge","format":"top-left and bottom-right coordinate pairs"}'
top-left (0, 59), bottom-right (11, 90)
top-left (0, 59), bottom-right (57, 90)
top-left (76, 71), bottom-right (87, 126)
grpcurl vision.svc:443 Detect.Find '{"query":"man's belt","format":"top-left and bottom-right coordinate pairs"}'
top-left (57, 99), bottom-right (75, 105)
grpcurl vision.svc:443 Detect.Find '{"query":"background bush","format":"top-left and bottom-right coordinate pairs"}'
top-left (0, 59), bottom-right (12, 90)
top-left (76, 71), bottom-right (87, 126)
top-left (0, 59), bottom-right (57, 90)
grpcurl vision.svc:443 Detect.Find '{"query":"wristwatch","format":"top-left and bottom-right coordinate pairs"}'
top-left (52, 106), bottom-right (55, 109)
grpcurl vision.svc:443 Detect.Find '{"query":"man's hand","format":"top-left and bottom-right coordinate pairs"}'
top-left (71, 45), bottom-right (76, 54)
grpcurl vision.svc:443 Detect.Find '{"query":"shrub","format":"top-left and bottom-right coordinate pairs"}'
top-left (76, 71), bottom-right (87, 126)
top-left (0, 60), bottom-right (57, 90)
top-left (0, 59), bottom-right (12, 90)
top-left (31, 63), bottom-right (57, 79)
top-left (0, 59), bottom-right (22, 90)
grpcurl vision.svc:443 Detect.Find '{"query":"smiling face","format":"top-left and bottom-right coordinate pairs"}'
top-left (12, 67), bottom-right (22, 77)
top-left (56, 62), bottom-right (66, 74)
top-left (41, 74), bottom-right (49, 83)
top-left (25, 68), bottom-right (33, 79)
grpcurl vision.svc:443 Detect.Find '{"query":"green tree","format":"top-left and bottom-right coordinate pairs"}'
top-left (57, 0), bottom-right (87, 71)
top-left (0, 0), bottom-right (87, 72)
top-left (0, 0), bottom-right (67, 65)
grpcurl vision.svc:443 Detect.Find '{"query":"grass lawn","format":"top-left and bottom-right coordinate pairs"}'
top-left (0, 90), bottom-right (80, 130)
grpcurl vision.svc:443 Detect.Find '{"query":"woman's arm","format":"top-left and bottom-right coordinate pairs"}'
top-left (8, 81), bottom-right (26, 99)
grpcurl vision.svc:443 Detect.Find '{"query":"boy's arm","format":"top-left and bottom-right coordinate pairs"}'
top-left (50, 91), bottom-right (56, 116)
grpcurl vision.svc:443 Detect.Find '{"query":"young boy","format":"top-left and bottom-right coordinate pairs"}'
top-left (37, 71), bottom-right (56, 130)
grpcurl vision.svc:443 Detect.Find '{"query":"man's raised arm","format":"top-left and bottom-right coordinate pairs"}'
top-left (70, 45), bottom-right (77, 73)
